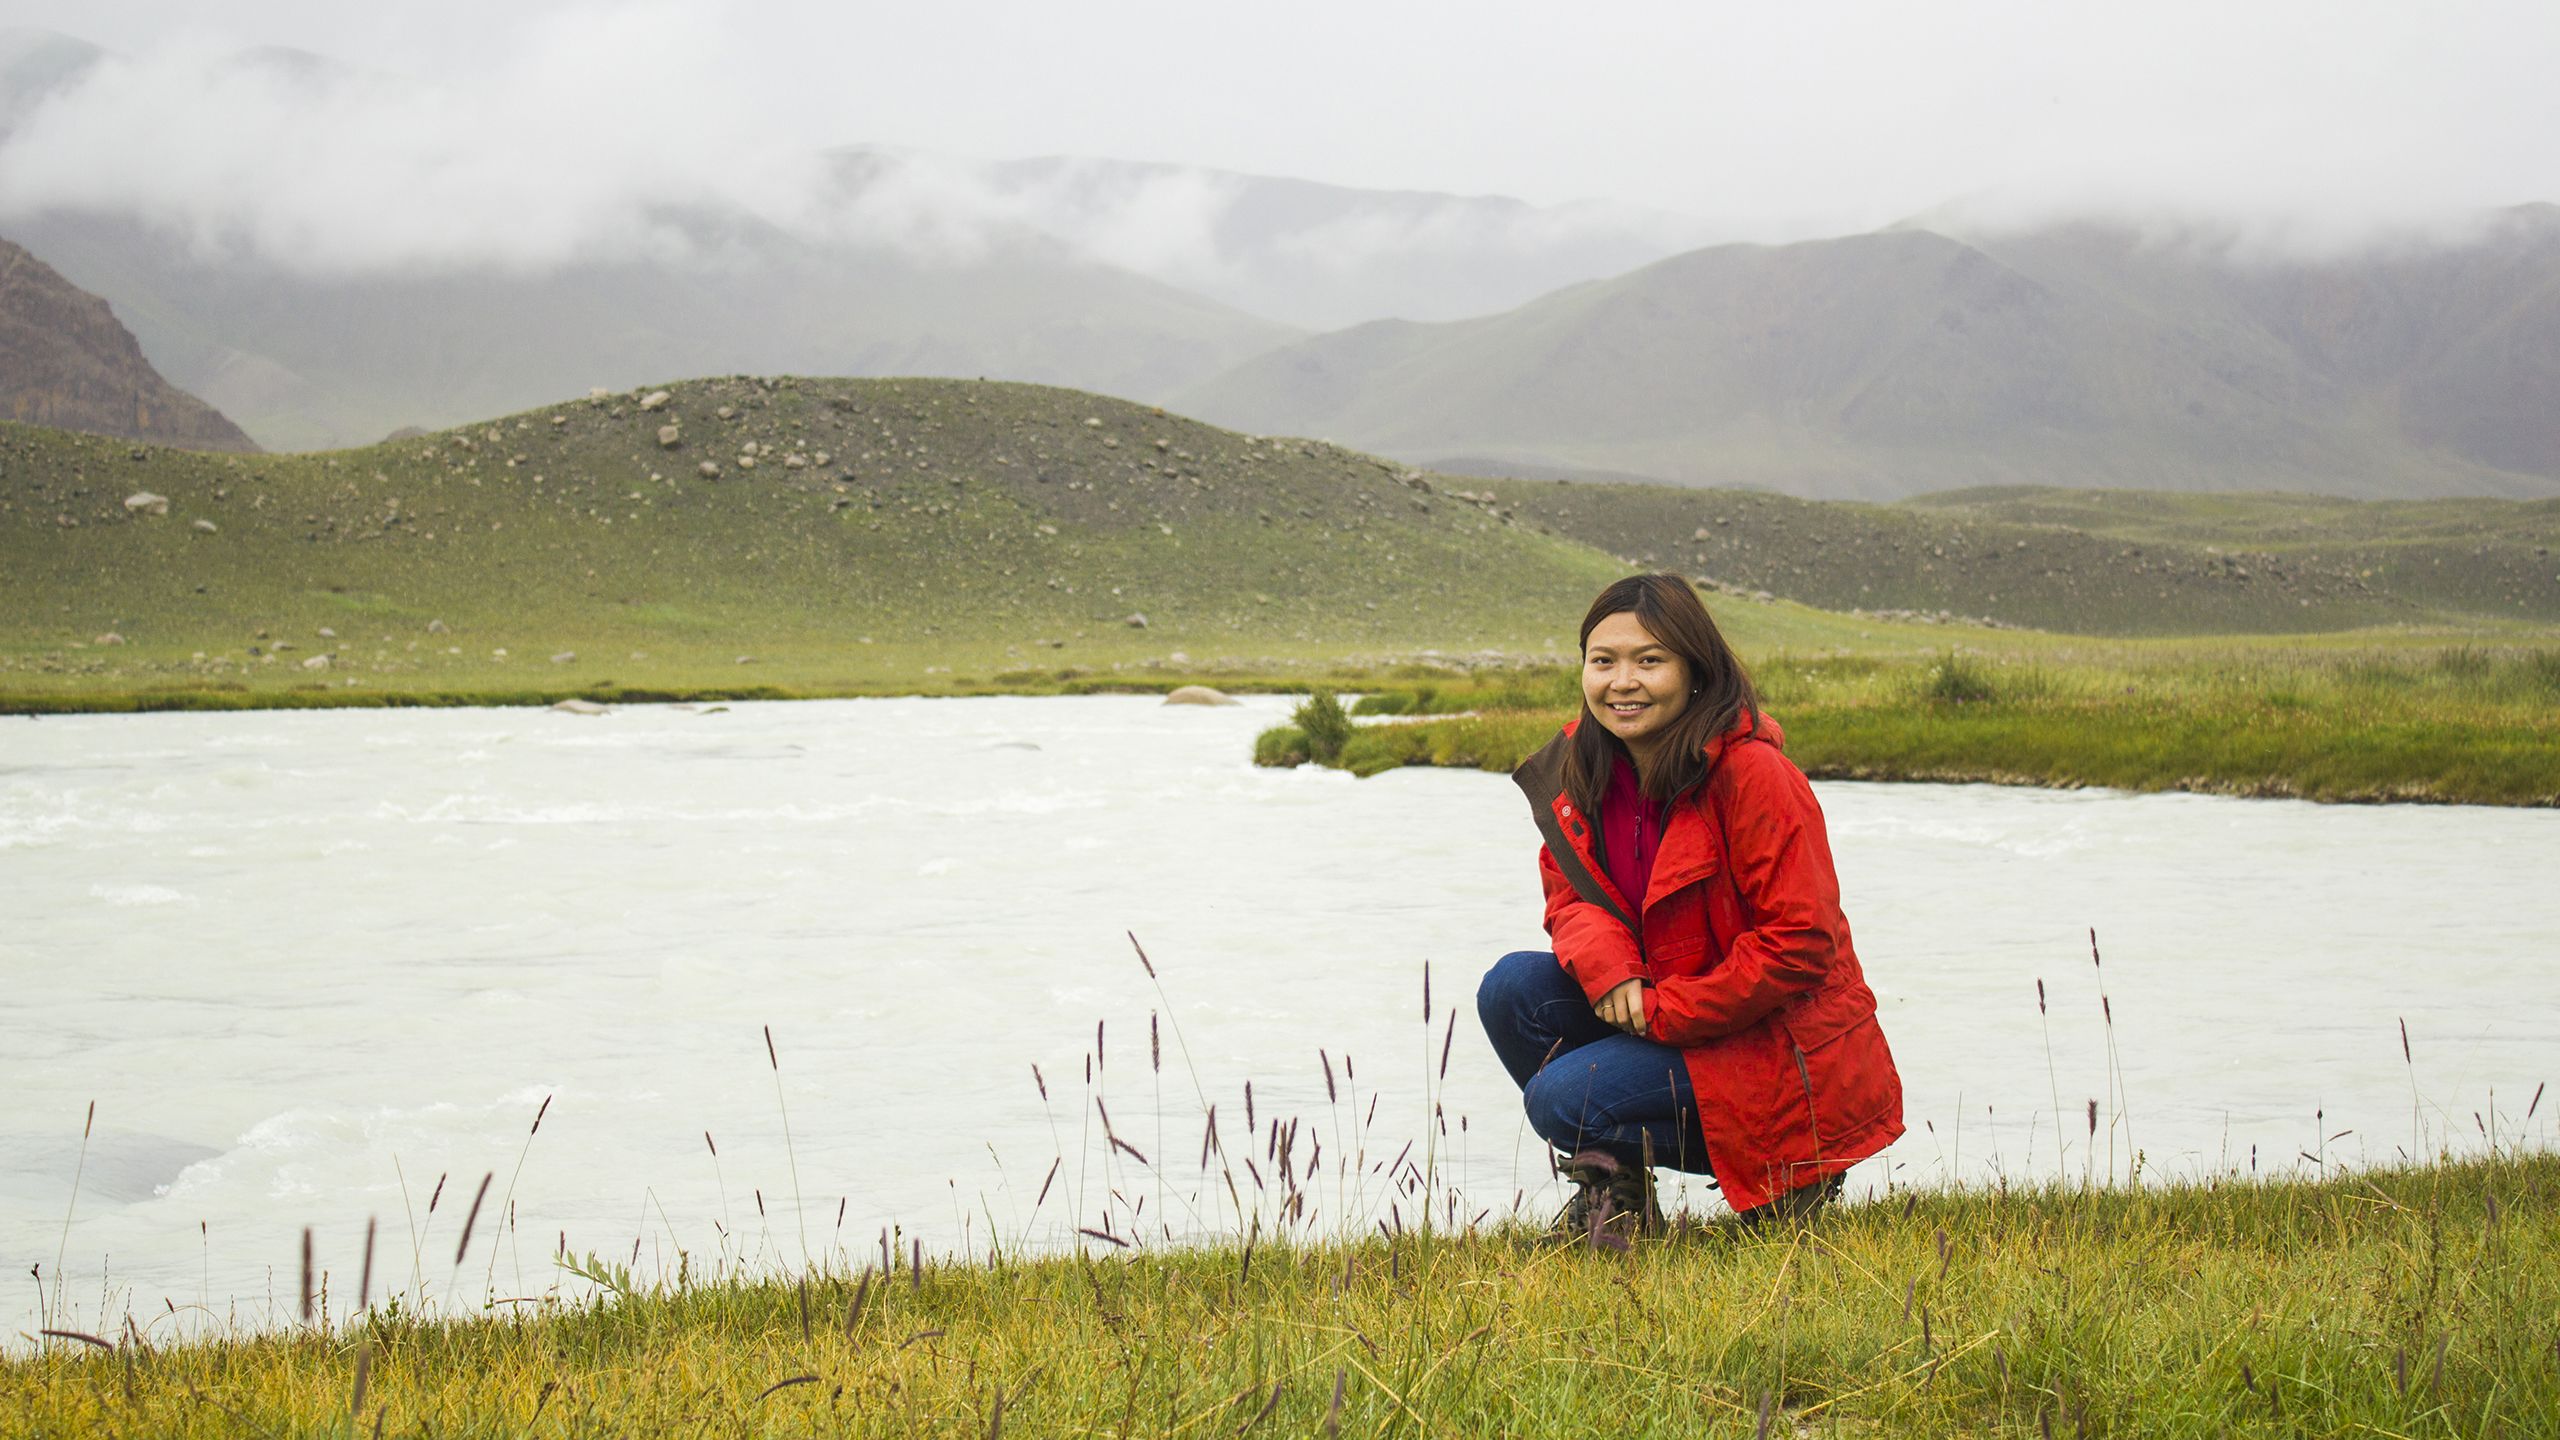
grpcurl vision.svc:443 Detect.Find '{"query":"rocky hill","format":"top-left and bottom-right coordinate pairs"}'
top-left (0, 236), bottom-right (257, 453)
top-left (1173, 213), bottom-right (2560, 502)
top-left (6, 376), bottom-right (2555, 719)
top-left (0, 377), bottom-right (1636, 701)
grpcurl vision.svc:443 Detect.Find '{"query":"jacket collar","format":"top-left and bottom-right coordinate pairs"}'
top-left (1512, 709), bottom-right (1781, 924)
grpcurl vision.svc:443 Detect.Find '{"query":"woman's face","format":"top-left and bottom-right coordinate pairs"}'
top-left (1582, 610), bottom-right (1693, 754)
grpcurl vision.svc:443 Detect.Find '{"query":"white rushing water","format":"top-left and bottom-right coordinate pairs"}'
top-left (3, 695), bottom-right (2554, 1342)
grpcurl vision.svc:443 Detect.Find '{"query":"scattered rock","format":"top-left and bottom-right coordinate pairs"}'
top-left (1123, 613), bottom-right (1149, 628)
top-left (813, 451), bottom-right (831, 466)
top-left (783, 453), bottom-right (806, 469)
top-left (551, 698), bottom-right (609, 715)
top-left (1083, 417), bottom-right (1103, 428)
top-left (698, 461), bottom-right (721, 479)
top-left (123, 491), bottom-right (169, 516)
top-left (301, 655), bottom-right (330, 670)
top-left (1164, 685), bottom-right (1239, 706)
top-left (735, 655), bottom-right (757, 665)
top-left (657, 425), bottom-right (682, 448)
top-left (716, 405), bottom-right (736, 420)
top-left (736, 455), bottom-right (757, 470)
top-left (317, 627), bottom-right (337, 639)
top-left (550, 651), bottom-right (577, 664)
top-left (427, 619), bottom-right (450, 634)
top-left (94, 632), bottom-right (124, 646)
top-left (639, 390), bottom-right (672, 411)
top-left (192, 518), bottom-right (218, 533)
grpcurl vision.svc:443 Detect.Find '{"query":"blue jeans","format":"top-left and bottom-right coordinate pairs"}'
top-left (1475, 950), bottom-right (1714, 1176)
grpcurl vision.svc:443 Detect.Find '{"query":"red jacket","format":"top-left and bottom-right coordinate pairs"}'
top-left (1512, 712), bottom-right (1904, 1208)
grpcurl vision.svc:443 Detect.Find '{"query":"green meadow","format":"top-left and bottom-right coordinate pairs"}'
top-left (1259, 632), bottom-right (2560, 806)
top-left (8, 1154), bottom-right (2551, 1437)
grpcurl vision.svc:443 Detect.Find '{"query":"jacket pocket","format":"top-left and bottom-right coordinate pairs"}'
top-left (1780, 1010), bottom-right (1899, 1156)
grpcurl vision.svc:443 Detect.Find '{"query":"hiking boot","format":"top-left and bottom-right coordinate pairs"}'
top-left (1553, 1148), bottom-right (1662, 1251)
top-left (1737, 1173), bottom-right (1843, 1232)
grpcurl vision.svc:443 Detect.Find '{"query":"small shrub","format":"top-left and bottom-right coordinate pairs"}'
top-left (1293, 689), bottom-right (1354, 763)
top-left (1252, 725), bottom-right (1310, 767)
top-left (1918, 650), bottom-right (2000, 705)
top-left (2522, 649), bottom-right (2560, 697)
top-left (2432, 645), bottom-right (2493, 680)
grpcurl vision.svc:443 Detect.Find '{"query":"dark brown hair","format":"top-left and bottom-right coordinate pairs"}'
top-left (1564, 573), bottom-right (1762, 814)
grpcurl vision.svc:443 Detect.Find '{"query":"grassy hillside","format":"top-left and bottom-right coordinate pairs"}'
top-left (10, 380), bottom-right (2560, 720)
top-left (1472, 477), bottom-right (2560, 634)
top-left (8, 1155), bottom-right (2553, 1436)
top-left (0, 376), bottom-right (1663, 708)
top-left (1171, 217), bottom-right (2560, 502)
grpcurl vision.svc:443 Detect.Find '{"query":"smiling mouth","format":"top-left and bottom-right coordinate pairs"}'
top-left (1607, 701), bottom-right (1649, 714)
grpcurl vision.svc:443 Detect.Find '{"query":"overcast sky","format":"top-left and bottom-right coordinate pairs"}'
top-left (5, 0), bottom-right (2558, 272)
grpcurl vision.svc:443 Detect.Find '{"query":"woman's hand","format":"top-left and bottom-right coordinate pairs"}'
top-left (1595, 979), bottom-right (1649, 1038)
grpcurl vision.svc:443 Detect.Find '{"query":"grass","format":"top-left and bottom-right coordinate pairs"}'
top-left (1260, 637), bottom-right (2560, 806)
top-left (13, 382), bottom-right (2560, 800)
top-left (7, 1154), bottom-right (2551, 1437)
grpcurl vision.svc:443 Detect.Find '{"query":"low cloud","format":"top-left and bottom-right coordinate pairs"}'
top-left (0, 13), bottom-right (1710, 325)
top-left (0, 7), bottom-right (846, 275)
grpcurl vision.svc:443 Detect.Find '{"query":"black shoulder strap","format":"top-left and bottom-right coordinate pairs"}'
top-left (1511, 732), bottom-right (1638, 934)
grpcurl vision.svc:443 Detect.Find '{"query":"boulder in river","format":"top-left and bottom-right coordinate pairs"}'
top-left (552, 698), bottom-right (609, 715)
top-left (1163, 685), bottom-right (1239, 706)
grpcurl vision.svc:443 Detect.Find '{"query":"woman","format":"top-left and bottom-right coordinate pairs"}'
top-left (1477, 574), bottom-right (1903, 1243)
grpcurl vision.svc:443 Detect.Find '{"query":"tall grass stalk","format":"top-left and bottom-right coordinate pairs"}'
top-left (483, 1095), bottom-right (552, 1301)
top-left (47, 1100), bottom-right (93, 1340)
top-left (2091, 930), bottom-right (2133, 1184)
top-left (765, 1025), bottom-right (811, 1267)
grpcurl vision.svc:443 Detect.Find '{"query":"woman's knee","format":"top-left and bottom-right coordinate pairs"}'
top-left (1521, 1060), bottom-right (1601, 1142)
top-left (1477, 949), bottom-right (1563, 1024)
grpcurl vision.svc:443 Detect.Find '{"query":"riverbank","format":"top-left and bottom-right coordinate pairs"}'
top-left (8, 1154), bottom-right (2550, 1437)
top-left (1255, 639), bottom-right (2560, 806)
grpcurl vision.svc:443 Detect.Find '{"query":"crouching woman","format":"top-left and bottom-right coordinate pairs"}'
top-left (1478, 573), bottom-right (1903, 1242)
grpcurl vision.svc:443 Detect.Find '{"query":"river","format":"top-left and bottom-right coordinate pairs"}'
top-left (3, 696), bottom-right (2552, 1341)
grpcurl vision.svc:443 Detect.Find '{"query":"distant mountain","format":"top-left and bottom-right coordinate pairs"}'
top-left (1173, 213), bottom-right (2560, 500)
top-left (0, 235), bottom-right (256, 452)
top-left (0, 26), bottom-right (99, 128)
top-left (870, 149), bottom-right (1709, 330)
top-left (0, 29), bottom-right (1704, 454)
top-left (11, 206), bottom-right (1296, 454)
top-left (0, 32), bottom-right (1298, 452)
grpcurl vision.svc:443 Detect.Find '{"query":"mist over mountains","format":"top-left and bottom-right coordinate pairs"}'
top-left (4, 23), bottom-right (2559, 500)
